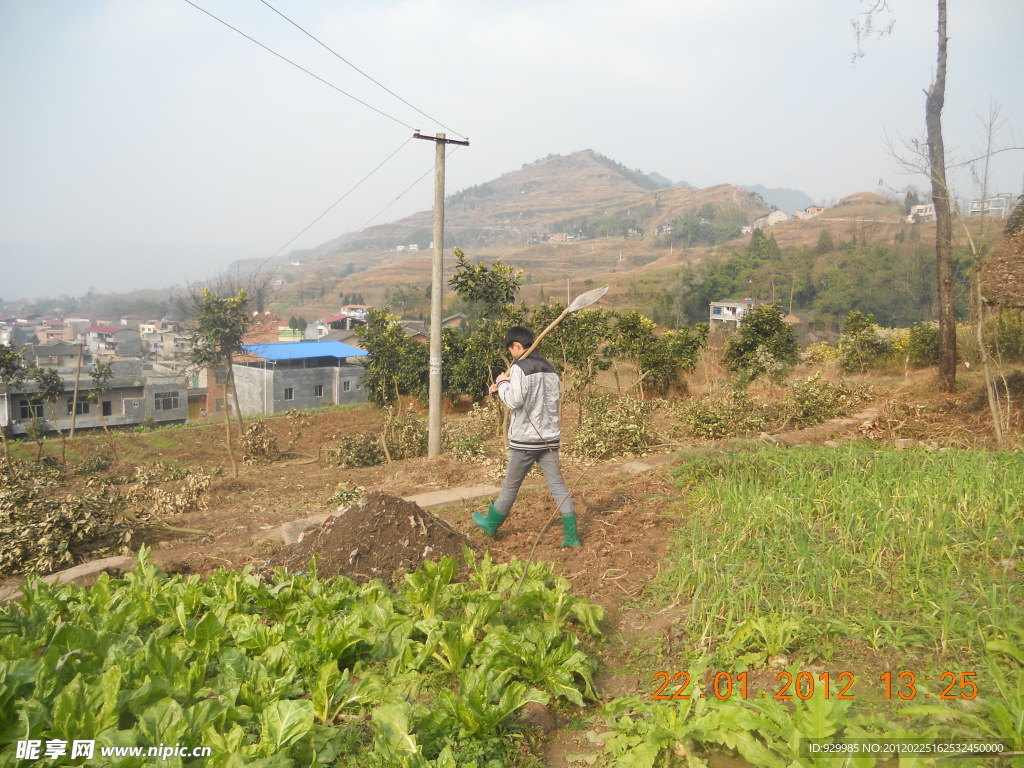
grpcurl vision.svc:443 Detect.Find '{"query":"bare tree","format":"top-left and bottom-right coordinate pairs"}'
top-left (855, 0), bottom-right (956, 392)
top-left (925, 1), bottom-right (956, 392)
top-left (961, 103), bottom-right (1014, 448)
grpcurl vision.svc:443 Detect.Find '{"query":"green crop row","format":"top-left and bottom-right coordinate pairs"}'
top-left (597, 445), bottom-right (1023, 766)
top-left (660, 445), bottom-right (1023, 661)
top-left (0, 548), bottom-right (603, 767)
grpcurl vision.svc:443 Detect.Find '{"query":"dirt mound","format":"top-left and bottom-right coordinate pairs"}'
top-left (269, 491), bottom-right (469, 583)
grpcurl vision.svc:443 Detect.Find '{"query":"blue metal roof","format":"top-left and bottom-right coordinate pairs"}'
top-left (242, 341), bottom-right (367, 361)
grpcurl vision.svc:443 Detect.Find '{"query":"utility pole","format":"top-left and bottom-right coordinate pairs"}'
top-left (413, 131), bottom-right (469, 457)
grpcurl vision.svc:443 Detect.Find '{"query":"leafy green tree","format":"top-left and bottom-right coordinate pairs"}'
top-left (354, 308), bottom-right (429, 407)
top-left (186, 288), bottom-right (252, 476)
top-left (907, 322), bottom-right (940, 367)
top-left (723, 302), bottom-right (799, 385)
top-left (815, 229), bottom-right (836, 255)
top-left (0, 343), bottom-right (28, 468)
top-left (30, 365), bottom-right (66, 463)
top-left (385, 284), bottom-right (428, 318)
top-left (528, 304), bottom-right (615, 405)
top-left (441, 311), bottom-right (525, 404)
top-left (608, 312), bottom-right (709, 397)
top-left (838, 311), bottom-right (892, 373)
top-left (448, 248), bottom-right (521, 328)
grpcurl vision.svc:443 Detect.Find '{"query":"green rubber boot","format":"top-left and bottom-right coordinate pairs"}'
top-left (472, 502), bottom-right (508, 538)
top-left (560, 513), bottom-right (582, 548)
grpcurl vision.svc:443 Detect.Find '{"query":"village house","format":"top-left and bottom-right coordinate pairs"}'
top-left (28, 339), bottom-right (85, 368)
top-left (709, 299), bottom-right (753, 328)
top-left (63, 313), bottom-right (93, 339)
top-left (752, 210), bottom-right (790, 229)
top-left (141, 328), bottom-right (191, 361)
top-left (340, 305), bottom-right (372, 321)
top-left (231, 340), bottom-right (368, 417)
top-left (37, 321), bottom-right (67, 344)
top-left (83, 326), bottom-right (143, 358)
top-left (907, 203), bottom-right (936, 223)
top-left (400, 313), bottom-right (466, 344)
top-left (185, 367), bottom-right (209, 421)
top-left (969, 193), bottom-right (1015, 218)
top-left (400, 320), bottom-right (429, 343)
top-left (792, 206), bottom-right (825, 220)
top-left (0, 321), bottom-right (31, 347)
top-left (0, 358), bottom-right (188, 437)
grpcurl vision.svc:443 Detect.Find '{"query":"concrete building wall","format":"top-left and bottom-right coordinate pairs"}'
top-left (232, 365), bottom-right (273, 417)
top-left (2, 377), bottom-right (187, 436)
top-left (112, 330), bottom-right (143, 357)
top-left (232, 362), bottom-right (365, 417)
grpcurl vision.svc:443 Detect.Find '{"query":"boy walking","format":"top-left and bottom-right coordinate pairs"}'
top-left (472, 326), bottom-right (581, 547)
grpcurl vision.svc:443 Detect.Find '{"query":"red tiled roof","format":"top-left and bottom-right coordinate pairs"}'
top-left (84, 325), bottom-right (124, 334)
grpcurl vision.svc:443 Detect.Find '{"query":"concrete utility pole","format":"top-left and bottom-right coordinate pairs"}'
top-left (413, 131), bottom-right (469, 457)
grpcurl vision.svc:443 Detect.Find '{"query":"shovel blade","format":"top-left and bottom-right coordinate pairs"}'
top-left (567, 285), bottom-right (609, 313)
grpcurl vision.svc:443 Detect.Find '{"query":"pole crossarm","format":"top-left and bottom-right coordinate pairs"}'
top-left (413, 132), bottom-right (470, 147)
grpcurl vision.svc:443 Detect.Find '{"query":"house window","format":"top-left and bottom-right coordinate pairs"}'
top-left (67, 398), bottom-right (90, 415)
top-left (154, 391), bottom-right (179, 410)
top-left (712, 306), bottom-right (722, 315)
top-left (19, 399), bottom-right (44, 419)
top-left (313, 384), bottom-right (324, 397)
top-left (215, 370), bottom-right (228, 386)
top-left (102, 401), bottom-right (112, 417)
top-left (342, 380), bottom-right (351, 392)
top-left (214, 397), bottom-right (225, 412)
top-left (284, 387), bottom-right (294, 401)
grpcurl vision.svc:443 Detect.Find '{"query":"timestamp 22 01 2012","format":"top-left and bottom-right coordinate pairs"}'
top-left (652, 671), bottom-right (979, 701)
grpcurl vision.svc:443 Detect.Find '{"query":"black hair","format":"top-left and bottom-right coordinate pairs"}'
top-left (504, 325), bottom-right (534, 349)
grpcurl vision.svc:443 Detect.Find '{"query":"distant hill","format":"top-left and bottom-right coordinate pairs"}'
top-left (265, 150), bottom-right (780, 315)
top-left (647, 172), bottom-right (675, 188)
top-left (312, 150), bottom-right (769, 262)
top-left (740, 184), bottom-right (815, 214)
top-left (9, 150), bottom-right (895, 322)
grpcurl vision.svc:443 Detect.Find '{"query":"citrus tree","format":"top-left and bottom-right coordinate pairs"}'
top-left (609, 311), bottom-right (709, 397)
top-left (722, 301), bottom-right (799, 385)
top-left (354, 308), bottom-right (429, 407)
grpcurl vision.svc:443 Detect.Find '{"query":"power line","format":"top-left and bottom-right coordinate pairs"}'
top-left (267, 137), bottom-right (415, 261)
top-left (357, 146), bottom-right (463, 232)
top-left (258, 0), bottom-right (466, 140)
top-left (180, 0), bottom-right (416, 131)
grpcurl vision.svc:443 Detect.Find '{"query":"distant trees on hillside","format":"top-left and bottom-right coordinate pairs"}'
top-left (652, 227), bottom-right (972, 331)
top-left (662, 203), bottom-right (748, 247)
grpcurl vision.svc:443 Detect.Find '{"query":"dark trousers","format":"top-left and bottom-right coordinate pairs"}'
top-left (495, 448), bottom-right (574, 518)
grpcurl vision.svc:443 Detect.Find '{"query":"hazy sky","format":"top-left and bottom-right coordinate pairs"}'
top-left (2, 0), bottom-right (1022, 301)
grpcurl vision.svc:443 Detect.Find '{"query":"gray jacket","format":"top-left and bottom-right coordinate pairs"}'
top-left (497, 354), bottom-right (562, 451)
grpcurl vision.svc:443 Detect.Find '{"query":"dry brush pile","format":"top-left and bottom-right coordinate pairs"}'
top-left (0, 459), bottom-right (218, 578)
